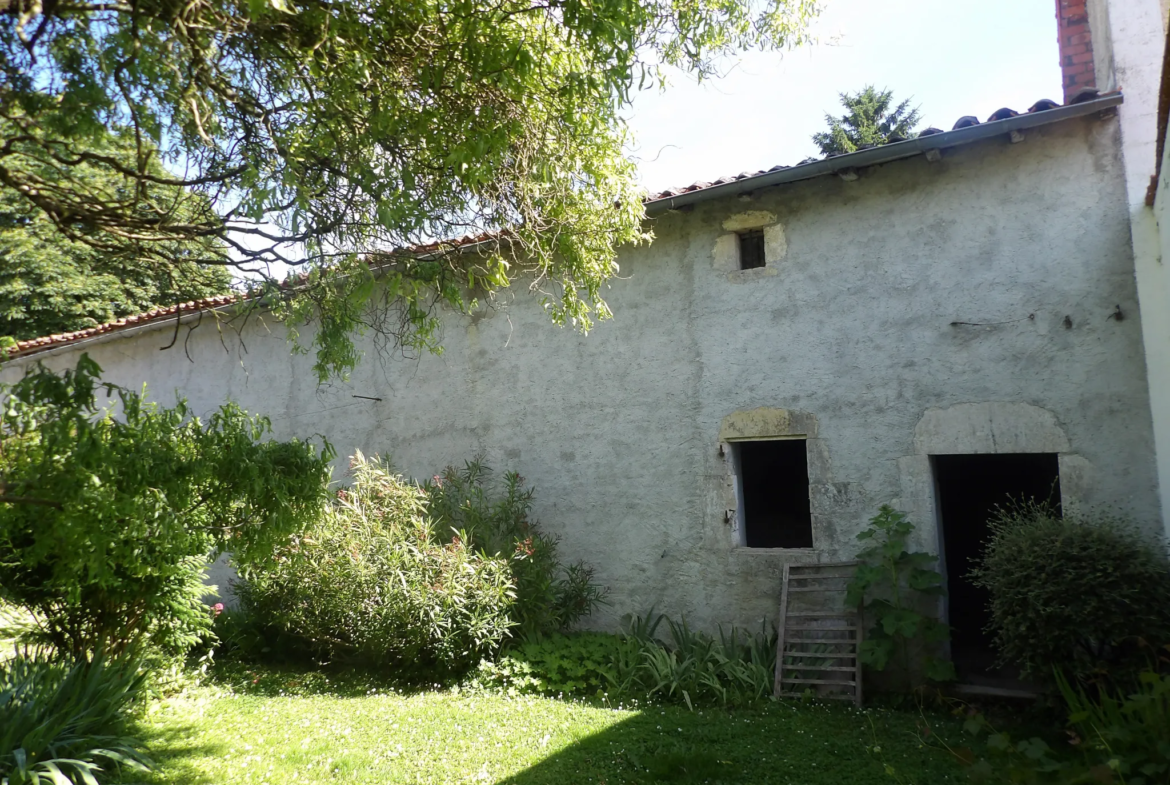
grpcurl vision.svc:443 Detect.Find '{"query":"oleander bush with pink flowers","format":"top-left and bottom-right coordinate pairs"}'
top-left (239, 453), bottom-right (603, 673)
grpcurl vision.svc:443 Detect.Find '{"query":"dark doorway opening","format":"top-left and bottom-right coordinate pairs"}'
top-left (737, 439), bottom-right (813, 548)
top-left (933, 453), bottom-right (1061, 684)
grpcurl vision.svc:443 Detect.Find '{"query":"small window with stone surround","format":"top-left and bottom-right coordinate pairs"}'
top-left (737, 229), bottom-right (766, 270)
top-left (735, 439), bottom-right (813, 548)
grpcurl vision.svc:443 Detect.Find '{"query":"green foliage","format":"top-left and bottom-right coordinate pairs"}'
top-left (1, 0), bottom-right (816, 381)
top-left (971, 506), bottom-right (1170, 687)
top-left (1058, 665), bottom-right (1170, 784)
top-left (0, 649), bottom-right (151, 785)
top-left (846, 506), bottom-right (955, 689)
top-left (425, 459), bottom-right (605, 637)
top-left (0, 356), bottom-right (334, 658)
top-left (240, 453), bottom-right (517, 673)
top-left (812, 86), bottom-right (922, 156)
top-left (0, 130), bottom-right (231, 343)
top-left (950, 709), bottom-right (1075, 784)
top-left (626, 615), bottom-right (778, 707)
top-left (205, 608), bottom-right (282, 665)
top-left (942, 667), bottom-right (1170, 785)
top-left (476, 613), bottom-right (778, 707)
top-left (474, 632), bottom-right (642, 698)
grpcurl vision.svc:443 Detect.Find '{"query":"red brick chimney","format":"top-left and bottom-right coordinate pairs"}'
top-left (1055, 0), bottom-right (1096, 103)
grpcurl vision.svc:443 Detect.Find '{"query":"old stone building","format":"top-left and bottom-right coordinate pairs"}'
top-left (4, 0), bottom-right (1168, 680)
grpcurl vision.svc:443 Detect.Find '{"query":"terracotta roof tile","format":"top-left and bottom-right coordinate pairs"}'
top-left (6, 294), bottom-right (243, 359)
top-left (645, 97), bottom-right (1077, 202)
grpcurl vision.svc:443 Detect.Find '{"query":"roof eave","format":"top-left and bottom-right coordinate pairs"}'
top-left (644, 92), bottom-right (1124, 215)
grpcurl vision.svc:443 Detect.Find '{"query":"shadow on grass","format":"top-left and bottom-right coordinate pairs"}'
top-left (495, 714), bottom-right (731, 785)
top-left (493, 700), bottom-right (964, 785)
top-left (121, 722), bottom-right (229, 785)
top-left (202, 659), bottom-right (445, 699)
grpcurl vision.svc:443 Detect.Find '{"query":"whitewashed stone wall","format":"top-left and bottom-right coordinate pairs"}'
top-left (3, 114), bottom-right (1159, 631)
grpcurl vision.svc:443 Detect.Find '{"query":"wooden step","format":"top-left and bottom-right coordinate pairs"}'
top-left (777, 691), bottom-right (856, 701)
top-left (782, 665), bottom-right (858, 672)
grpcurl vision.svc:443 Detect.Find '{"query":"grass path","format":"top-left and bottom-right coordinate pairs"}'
top-left (134, 669), bottom-right (967, 785)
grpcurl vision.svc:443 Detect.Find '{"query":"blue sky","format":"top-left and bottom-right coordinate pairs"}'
top-left (625, 0), bottom-right (1064, 193)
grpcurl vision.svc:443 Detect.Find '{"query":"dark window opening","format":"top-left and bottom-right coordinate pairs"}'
top-left (737, 439), bottom-right (813, 548)
top-left (738, 229), bottom-right (766, 270)
top-left (933, 453), bottom-right (1061, 683)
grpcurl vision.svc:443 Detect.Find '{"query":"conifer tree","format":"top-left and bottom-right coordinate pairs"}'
top-left (812, 86), bottom-right (922, 156)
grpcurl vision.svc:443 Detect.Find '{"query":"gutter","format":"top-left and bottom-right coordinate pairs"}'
top-left (645, 92), bottom-right (1124, 215)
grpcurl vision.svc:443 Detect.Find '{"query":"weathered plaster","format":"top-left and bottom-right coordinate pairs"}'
top-left (1102, 0), bottom-right (1170, 537)
top-left (3, 116), bottom-right (1159, 631)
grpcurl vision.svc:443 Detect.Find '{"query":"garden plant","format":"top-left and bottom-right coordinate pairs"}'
top-left (239, 452), bottom-right (603, 672)
top-left (0, 649), bottom-right (151, 784)
top-left (0, 356), bottom-right (334, 659)
top-left (845, 506), bottom-right (955, 689)
top-left (971, 504), bottom-right (1170, 687)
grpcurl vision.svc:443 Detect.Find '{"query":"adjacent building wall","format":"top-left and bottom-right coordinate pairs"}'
top-left (3, 115), bottom-right (1159, 631)
top-left (1098, 0), bottom-right (1170, 538)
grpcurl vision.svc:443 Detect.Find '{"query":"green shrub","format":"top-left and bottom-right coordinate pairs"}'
top-left (476, 614), bottom-right (778, 707)
top-left (1059, 665), bottom-right (1170, 783)
top-left (206, 607), bottom-right (284, 664)
top-left (846, 506), bottom-right (955, 689)
top-left (475, 632), bottom-right (641, 697)
top-left (950, 663), bottom-right (1170, 783)
top-left (241, 453), bottom-right (517, 672)
top-left (0, 650), bottom-right (150, 784)
top-left (0, 356), bottom-right (333, 658)
top-left (971, 506), bottom-right (1170, 686)
top-left (426, 459), bottom-right (605, 635)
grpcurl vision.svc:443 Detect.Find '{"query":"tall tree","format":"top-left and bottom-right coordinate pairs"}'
top-left (812, 86), bottom-right (922, 156)
top-left (0, 132), bottom-right (232, 341)
top-left (0, 0), bottom-right (817, 380)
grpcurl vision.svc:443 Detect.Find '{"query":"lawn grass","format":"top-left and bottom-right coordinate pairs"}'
top-left (132, 666), bottom-right (969, 784)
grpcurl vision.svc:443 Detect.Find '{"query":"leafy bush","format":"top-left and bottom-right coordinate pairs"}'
top-left (942, 662), bottom-right (1170, 784)
top-left (619, 615), bottom-right (777, 707)
top-left (476, 613), bottom-right (778, 707)
top-left (206, 607), bottom-right (284, 664)
top-left (241, 453), bottom-right (517, 672)
top-left (1059, 665), bottom-right (1170, 784)
top-left (846, 506), bottom-right (954, 689)
top-left (0, 650), bottom-right (150, 784)
top-left (0, 356), bottom-right (333, 658)
top-left (971, 506), bottom-right (1170, 686)
top-left (474, 632), bottom-right (642, 697)
top-left (425, 459), bottom-right (605, 635)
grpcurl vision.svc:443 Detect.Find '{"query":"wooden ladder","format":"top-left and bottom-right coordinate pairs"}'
top-left (773, 560), bottom-right (863, 705)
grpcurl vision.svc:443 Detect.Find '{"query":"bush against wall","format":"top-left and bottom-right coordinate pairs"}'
top-left (425, 459), bottom-right (605, 636)
top-left (240, 453), bottom-right (518, 672)
top-left (971, 506), bottom-right (1170, 687)
top-left (0, 356), bottom-right (334, 659)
